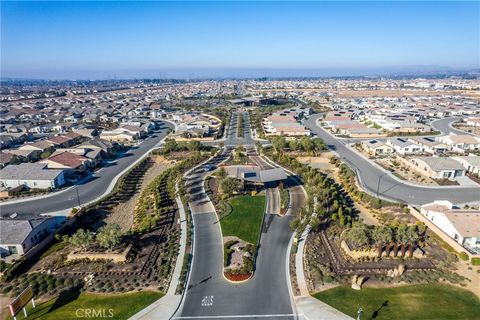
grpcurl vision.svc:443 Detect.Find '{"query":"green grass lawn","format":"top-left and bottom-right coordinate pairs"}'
top-left (220, 195), bottom-right (265, 244)
top-left (8, 290), bottom-right (163, 320)
top-left (313, 284), bottom-right (480, 320)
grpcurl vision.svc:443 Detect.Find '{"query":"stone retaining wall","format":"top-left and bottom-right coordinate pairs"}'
top-left (66, 244), bottom-right (132, 263)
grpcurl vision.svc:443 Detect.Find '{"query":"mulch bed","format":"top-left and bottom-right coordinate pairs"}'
top-left (224, 272), bottom-right (252, 282)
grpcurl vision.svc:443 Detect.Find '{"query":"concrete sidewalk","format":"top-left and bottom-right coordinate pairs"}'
top-left (293, 226), bottom-right (353, 320)
top-left (295, 295), bottom-right (353, 320)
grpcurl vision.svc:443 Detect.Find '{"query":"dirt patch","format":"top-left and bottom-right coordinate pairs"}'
top-left (106, 157), bottom-right (171, 232)
top-left (452, 260), bottom-right (480, 298)
top-left (297, 152), bottom-right (336, 172)
top-left (453, 123), bottom-right (480, 135)
top-left (376, 158), bottom-right (436, 185)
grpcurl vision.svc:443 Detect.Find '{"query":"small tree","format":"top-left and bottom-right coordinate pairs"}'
top-left (69, 229), bottom-right (94, 251)
top-left (346, 222), bottom-right (370, 248)
top-left (96, 224), bottom-right (122, 251)
top-left (220, 177), bottom-right (242, 198)
top-left (187, 140), bottom-right (201, 151)
top-left (372, 225), bottom-right (393, 257)
top-left (217, 167), bottom-right (228, 180)
top-left (406, 226), bottom-right (420, 257)
top-left (162, 139), bottom-right (178, 154)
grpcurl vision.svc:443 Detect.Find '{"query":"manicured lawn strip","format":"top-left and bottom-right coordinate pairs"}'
top-left (9, 291), bottom-right (163, 320)
top-left (220, 195), bottom-right (265, 244)
top-left (313, 284), bottom-right (480, 320)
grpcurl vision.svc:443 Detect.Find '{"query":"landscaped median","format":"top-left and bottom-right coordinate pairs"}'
top-left (313, 284), bottom-right (480, 320)
top-left (220, 195), bottom-right (266, 282)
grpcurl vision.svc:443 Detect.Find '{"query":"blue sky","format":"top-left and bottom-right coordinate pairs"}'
top-left (1, 1), bottom-right (479, 79)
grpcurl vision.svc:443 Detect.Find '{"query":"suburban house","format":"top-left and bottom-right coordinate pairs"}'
top-left (436, 134), bottom-right (480, 152)
top-left (0, 163), bottom-right (66, 189)
top-left (78, 138), bottom-right (116, 157)
top-left (409, 156), bottom-right (466, 180)
top-left (41, 151), bottom-right (91, 176)
top-left (465, 117), bottom-right (480, 128)
top-left (452, 156), bottom-right (480, 176)
top-left (339, 126), bottom-right (378, 138)
top-left (0, 216), bottom-right (63, 258)
top-left (100, 130), bottom-right (137, 143)
top-left (387, 138), bottom-right (424, 155)
top-left (263, 109), bottom-right (311, 137)
top-left (420, 201), bottom-right (480, 253)
top-left (18, 140), bottom-right (55, 154)
top-left (408, 136), bottom-right (450, 155)
top-left (361, 139), bottom-right (394, 156)
top-left (0, 151), bottom-right (18, 168)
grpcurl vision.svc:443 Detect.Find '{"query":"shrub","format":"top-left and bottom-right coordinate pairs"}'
top-left (1, 285), bottom-right (12, 294)
top-left (471, 258), bottom-right (480, 265)
top-left (459, 252), bottom-right (469, 261)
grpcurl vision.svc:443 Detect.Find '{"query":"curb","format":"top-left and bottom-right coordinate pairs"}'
top-left (172, 148), bottom-right (230, 318)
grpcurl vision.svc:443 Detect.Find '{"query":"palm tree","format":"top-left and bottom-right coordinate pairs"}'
top-left (406, 226), bottom-right (420, 257)
top-left (395, 224), bottom-right (409, 257)
top-left (372, 226), bottom-right (393, 257)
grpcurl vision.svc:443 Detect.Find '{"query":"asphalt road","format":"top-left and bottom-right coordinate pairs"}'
top-left (178, 113), bottom-right (297, 319)
top-left (224, 111), bottom-right (256, 146)
top-left (179, 153), bottom-right (296, 319)
top-left (305, 114), bottom-right (480, 205)
top-left (430, 117), bottom-right (471, 135)
top-left (0, 122), bottom-right (172, 217)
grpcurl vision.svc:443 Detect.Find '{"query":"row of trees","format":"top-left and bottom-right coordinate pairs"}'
top-left (157, 139), bottom-right (203, 155)
top-left (271, 136), bottom-right (327, 155)
top-left (237, 114), bottom-right (244, 138)
top-left (264, 146), bottom-right (355, 232)
top-left (66, 224), bottom-right (122, 251)
top-left (134, 151), bottom-right (210, 232)
top-left (345, 222), bottom-right (422, 257)
top-left (330, 156), bottom-right (400, 210)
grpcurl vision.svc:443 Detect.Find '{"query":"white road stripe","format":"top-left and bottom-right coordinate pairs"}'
top-left (176, 314), bottom-right (301, 319)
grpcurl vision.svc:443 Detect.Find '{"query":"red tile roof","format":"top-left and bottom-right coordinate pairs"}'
top-left (47, 152), bottom-right (87, 169)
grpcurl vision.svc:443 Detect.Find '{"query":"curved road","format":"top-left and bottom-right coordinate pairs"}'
top-left (0, 122), bottom-right (172, 217)
top-left (430, 117), bottom-right (472, 135)
top-left (305, 114), bottom-right (480, 205)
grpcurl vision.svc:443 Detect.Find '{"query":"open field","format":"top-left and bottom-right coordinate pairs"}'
top-left (4, 291), bottom-right (163, 320)
top-left (313, 284), bottom-right (480, 320)
top-left (220, 195), bottom-right (266, 244)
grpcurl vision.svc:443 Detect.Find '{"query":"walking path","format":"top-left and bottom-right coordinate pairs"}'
top-left (293, 225), bottom-right (353, 320)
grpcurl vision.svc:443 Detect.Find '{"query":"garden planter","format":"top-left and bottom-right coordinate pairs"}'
top-left (224, 272), bottom-right (252, 282)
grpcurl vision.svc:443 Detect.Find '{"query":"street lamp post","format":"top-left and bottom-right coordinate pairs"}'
top-left (357, 307), bottom-right (363, 320)
top-left (376, 172), bottom-right (387, 197)
top-left (72, 186), bottom-right (81, 207)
